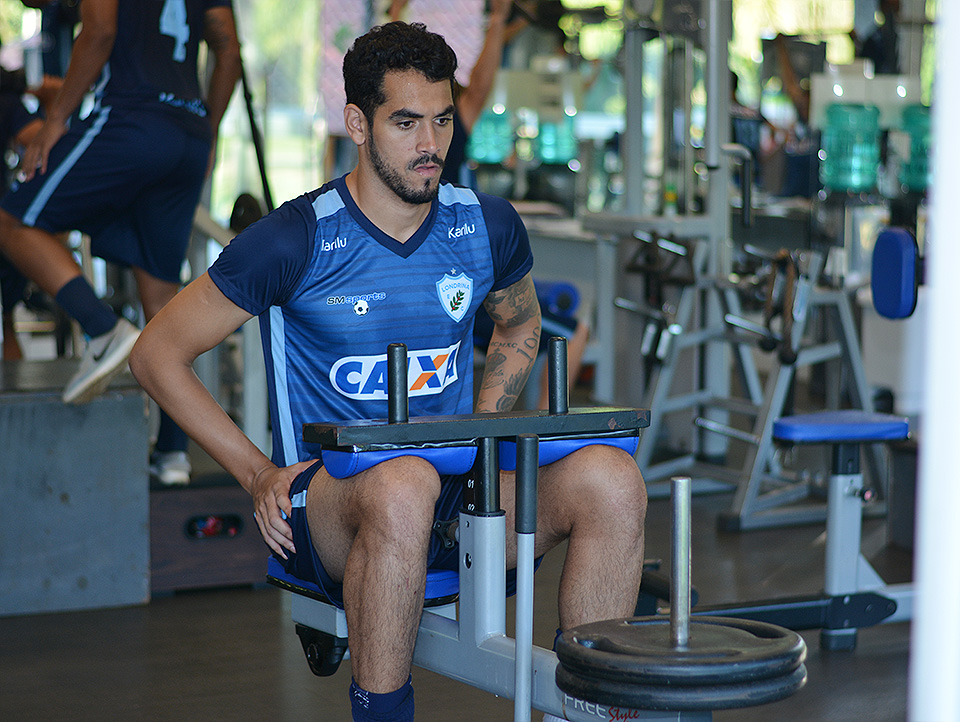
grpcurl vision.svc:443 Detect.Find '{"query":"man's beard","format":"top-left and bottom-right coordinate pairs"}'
top-left (368, 130), bottom-right (444, 205)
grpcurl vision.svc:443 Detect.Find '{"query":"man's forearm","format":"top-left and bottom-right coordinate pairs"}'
top-left (132, 349), bottom-right (274, 493)
top-left (476, 322), bottom-right (540, 413)
top-left (128, 277), bottom-right (275, 495)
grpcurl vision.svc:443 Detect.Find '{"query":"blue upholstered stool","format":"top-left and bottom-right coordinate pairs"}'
top-left (772, 409), bottom-right (910, 649)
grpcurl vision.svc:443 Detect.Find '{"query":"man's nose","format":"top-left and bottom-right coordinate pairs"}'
top-left (417, 124), bottom-right (440, 155)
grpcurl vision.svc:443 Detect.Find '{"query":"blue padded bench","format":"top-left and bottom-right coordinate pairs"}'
top-left (498, 434), bottom-right (639, 471)
top-left (772, 409), bottom-right (911, 649)
top-left (323, 435), bottom-right (640, 478)
top-left (773, 409), bottom-right (910, 448)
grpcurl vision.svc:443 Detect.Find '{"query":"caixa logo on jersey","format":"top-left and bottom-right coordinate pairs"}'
top-left (330, 342), bottom-right (461, 400)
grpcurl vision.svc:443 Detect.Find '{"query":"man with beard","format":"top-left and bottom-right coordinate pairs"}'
top-left (130, 22), bottom-right (646, 722)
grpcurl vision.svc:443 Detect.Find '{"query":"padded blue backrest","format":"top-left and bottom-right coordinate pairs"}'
top-left (323, 445), bottom-right (477, 479)
top-left (498, 435), bottom-right (640, 471)
top-left (872, 227), bottom-right (919, 319)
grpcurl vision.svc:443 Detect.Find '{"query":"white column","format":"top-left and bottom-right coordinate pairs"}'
top-left (908, 3), bottom-right (960, 720)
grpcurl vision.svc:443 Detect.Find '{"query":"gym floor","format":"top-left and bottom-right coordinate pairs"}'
top-left (0, 472), bottom-right (911, 722)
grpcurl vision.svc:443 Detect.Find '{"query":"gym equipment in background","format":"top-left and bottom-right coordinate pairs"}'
top-left (686, 227), bottom-right (919, 647)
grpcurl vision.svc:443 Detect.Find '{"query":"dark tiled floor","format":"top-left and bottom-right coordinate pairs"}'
top-left (0, 488), bottom-right (910, 722)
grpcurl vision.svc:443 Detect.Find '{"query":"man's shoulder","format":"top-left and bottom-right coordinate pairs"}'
top-left (301, 177), bottom-right (350, 222)
top-left (438, 184), bottom-right (519, 221)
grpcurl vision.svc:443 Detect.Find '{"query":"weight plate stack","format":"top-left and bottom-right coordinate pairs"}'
top-left (556, 615), bottom-right (808, 711)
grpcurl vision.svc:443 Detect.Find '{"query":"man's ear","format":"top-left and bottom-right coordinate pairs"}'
top-left (344, 104), bottom-right (368, 146)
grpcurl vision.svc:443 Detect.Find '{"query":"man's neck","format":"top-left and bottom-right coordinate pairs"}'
top-left (344, 169), bottom-right (433, 243)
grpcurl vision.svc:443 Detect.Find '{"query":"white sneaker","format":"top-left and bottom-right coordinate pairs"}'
top-left (62, 318), bottom-right (140, 404)
top-left (149, 450), bottom-right (192, 486)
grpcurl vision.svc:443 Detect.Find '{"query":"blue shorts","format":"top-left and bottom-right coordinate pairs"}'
top-left (275, 459), bottom-right (539, 608)
top-left (1, 104), bottom-right (210, 283)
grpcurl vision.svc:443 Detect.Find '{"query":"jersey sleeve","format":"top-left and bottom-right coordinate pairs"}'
top-left (207, 197), bottom-right (314, 315)
top-left (478, 193), bottom-right (533, 291)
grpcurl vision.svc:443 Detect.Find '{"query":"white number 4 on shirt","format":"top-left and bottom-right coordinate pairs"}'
top-left (160, 0), bottom-right (190, 63)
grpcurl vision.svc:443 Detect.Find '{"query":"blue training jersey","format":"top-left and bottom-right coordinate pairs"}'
top-left (209, 176), bottom-right (533, 467)
top-left (96, 0), bottom-right (232, 138)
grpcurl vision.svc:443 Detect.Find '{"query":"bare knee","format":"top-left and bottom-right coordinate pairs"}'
top-left (353, 455), bottom-right (442, 543)
top-left (546, 444), bottom-right (647, 536)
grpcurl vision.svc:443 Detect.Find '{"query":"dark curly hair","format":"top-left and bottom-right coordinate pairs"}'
top-left (343, 22), bottom-right (458, 121)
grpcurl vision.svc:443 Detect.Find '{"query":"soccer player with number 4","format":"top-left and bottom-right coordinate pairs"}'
top-left (0, 0), bottom-right (240, 483)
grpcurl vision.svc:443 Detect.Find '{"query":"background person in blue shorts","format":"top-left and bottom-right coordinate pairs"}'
top-left (130, 21), bottom-right (647, 722)
top-left (0, 0), bottom-right (241, 485)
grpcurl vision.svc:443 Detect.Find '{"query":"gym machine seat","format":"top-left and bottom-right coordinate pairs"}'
top-left (770, 409), bottom-right (910, 649)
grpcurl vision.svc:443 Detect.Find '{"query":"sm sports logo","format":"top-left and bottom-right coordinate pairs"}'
top-left (330, 342), bottom-right (461, 400)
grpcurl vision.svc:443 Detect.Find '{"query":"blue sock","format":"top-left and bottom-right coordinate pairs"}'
top-left (154, 409), bottom-right (188, 454)
top-left (55, 276), bottom-right (116, 338)
top-left (350, 676), bottom-right (414, 722)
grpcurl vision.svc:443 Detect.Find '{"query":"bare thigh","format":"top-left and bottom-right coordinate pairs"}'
top-left (304, 455), bottom-right (442, 583)
top-left (500, 443), bottom-right (647, 567)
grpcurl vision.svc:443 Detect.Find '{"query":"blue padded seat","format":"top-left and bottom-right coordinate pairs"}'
top-left (325, 435), bottom-right (639, 478)
top-left (773, 410), bottom-right (909, 445)
top-left (498, 435), bottom-right (640, 471)
top-left (323, 445), bottom-right (477, 479)
top-left (267, 555), bottom-right (460, 605)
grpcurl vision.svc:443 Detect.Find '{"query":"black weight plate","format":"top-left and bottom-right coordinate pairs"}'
top-left (556, 661), bottom-right (808, 711)
top-left (556, 616), bottom-right (806, 685)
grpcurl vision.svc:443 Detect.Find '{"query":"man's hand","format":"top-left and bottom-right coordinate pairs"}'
top-left (18, 118), bottom-right (68, 182)
top-left (250, 459), bottom-right (317, 559)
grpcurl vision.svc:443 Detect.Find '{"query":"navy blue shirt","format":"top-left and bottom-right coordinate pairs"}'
top-left (209, 176), bottom-right (532, 465)
top-left (97, 0), bottom-right (232, 138)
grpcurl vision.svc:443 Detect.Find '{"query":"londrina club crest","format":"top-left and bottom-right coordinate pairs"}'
top-left (436, 272), bottom-right (473, 323)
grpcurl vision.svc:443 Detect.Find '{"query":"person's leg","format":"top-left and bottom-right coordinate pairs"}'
top-left (0, 211), bottom-right (139, 403)
top-left (133, 267), bottom-right (179, 323)
top-left (126, 125), bottom-right (206, 477)
top-left (1, 257), bottom-right (29, 360)
top-left (2, 311), bottom-right (22, 360)
top-left (0, 210), bottom-right (116, 333)
top-left (503, 443), bottom-right (647, 629)
top-left (133, 266), bottom-right (192, 481)
top-left (305, 455), bottom-right (440, 699)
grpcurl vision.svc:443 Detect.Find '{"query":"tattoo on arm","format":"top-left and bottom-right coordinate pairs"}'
top-left (483, 275), bottom-right (539, 329)
top-left (477, 275), bottom-right (541, 412)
